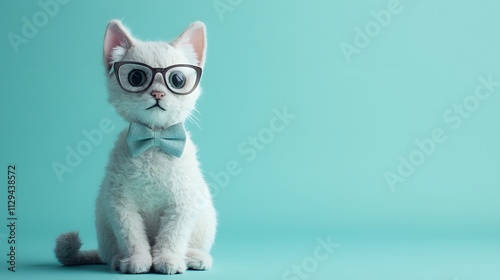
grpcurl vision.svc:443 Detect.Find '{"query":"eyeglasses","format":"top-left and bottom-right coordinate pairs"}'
top-left (110, 61), bottom-right (202, 95)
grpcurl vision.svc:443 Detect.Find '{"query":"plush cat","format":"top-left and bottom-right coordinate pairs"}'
top-left (54, 20), bottom-right (217, 275)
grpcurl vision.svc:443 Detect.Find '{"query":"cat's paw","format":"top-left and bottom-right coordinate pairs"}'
top-left (111, 254), bottom-right (122, 271)
top-left (153, 253), bottom-right (187, 275)
top-left (115, 253), bottom-right (152, 274)
top-left (186, 248), bottom-right (212, 270)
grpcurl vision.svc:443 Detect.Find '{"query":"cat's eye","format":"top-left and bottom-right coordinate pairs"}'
top-left (112, 61), bottom-right (202, 95)
top-left (168, 71), bottom-right (186, 89)
top-left (128, 69), bottom-right (147, 87)
top-left (115, 63), bottom-right (153, 93)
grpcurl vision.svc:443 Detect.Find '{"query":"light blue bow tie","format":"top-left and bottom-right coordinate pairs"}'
top-left (126, 122), bottom-right (186, 158)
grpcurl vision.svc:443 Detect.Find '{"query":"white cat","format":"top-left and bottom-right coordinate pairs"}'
top-left (54, 20), bottom-right (217, 275)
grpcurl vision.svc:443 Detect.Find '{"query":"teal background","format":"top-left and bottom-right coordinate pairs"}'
top-left (1, 0), bottom-right (500, 279)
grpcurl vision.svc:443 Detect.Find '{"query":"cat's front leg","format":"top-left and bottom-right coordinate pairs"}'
top-left (152, 207), bottom-right (196, 274)
top-left (108, 202), bottom-right (152, 274)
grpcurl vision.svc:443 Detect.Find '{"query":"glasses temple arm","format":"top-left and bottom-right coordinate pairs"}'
top-left (108, 63), bottom-right (115, 75)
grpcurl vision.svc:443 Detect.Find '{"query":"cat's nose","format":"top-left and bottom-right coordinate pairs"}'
top-left (151, 91), bottom-right (166, 100)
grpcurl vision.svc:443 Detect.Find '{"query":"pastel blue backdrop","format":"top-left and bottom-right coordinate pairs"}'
top-left (1, 0), bottom-right (500, 279)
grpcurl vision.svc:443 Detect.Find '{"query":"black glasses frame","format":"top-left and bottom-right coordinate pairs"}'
top-left (111, 61), bottom-right (202, 95)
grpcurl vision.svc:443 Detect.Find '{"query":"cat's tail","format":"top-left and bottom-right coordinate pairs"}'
top-left (55, 232), bottom-right (103, 266)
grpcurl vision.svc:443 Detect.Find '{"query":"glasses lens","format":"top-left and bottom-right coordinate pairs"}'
top-left (165, 66), bottom-right (199, 94)
top-left (117, 63), bottom-right (153, 93)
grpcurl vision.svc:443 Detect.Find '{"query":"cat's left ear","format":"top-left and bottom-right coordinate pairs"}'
top-left (103, 20), bottom-right (135, 72)
top-left (173, 21), bottom-right (207, 68)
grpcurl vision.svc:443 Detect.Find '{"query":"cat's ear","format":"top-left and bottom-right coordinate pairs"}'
top-left (173, 21), bottom-right (207, 68)
top-left (103, 20), bottom-right (134, 71)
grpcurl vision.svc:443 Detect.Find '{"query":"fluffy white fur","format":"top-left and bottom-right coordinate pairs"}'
top-left (55, 20), bottom-right (217, 275)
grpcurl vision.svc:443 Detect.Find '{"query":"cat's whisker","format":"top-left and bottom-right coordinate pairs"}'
top-left (189, 112), bottom-right (201, 123)
top-left (186, 114), bottom-right (201, 129)
top-left (192, 107), bottom-right (201, 116)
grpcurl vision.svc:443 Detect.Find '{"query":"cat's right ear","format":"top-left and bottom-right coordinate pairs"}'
top-left (103, 20), bottom-right (134, 72)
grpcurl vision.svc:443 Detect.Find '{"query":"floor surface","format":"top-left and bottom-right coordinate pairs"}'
top-left (2, 232), bottom-right (500, 280)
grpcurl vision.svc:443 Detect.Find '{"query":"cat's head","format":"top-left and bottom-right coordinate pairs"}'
top-left (103, 20), bottom-right (206, 129)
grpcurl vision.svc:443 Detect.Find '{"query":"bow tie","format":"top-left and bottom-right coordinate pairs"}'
top-left (126, 122), bottom-right (186, 158)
